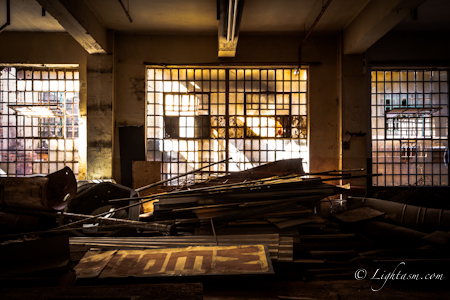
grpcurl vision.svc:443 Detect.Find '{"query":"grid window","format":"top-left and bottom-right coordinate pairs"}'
top-left (371, 69), bottom-right (449, 186)
top-left (0, 67), bottom-right (80, 177)
top-left (147, 67), bottom-right (308, 185)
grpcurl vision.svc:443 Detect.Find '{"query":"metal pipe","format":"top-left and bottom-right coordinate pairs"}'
top-left (56, 159), bottom-right (232, 229)
top-left (299, 0), bottom-right (333, 48)
top-left (0, 0), bottom-right (11, 34)
top-left (226, 0), bottom-right (233, 42)
top-left (136, 157), bottom-right (231, 192)
top-left (231, 0), bottom-right (239, 43)
top-left (117, 0), bottom-right (132, 23)
top-left (62, 212), bottom-right (174, 234)
top-left (298, 0), bottom-right (333, 67)
top-left (351, 197), bottom-right (450, 233)
top-left (320, 173), bottom-right (382, 182)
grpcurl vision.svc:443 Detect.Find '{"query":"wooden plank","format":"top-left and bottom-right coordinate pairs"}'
top-left (133, 161), bottom-right (161, 191)
top-left (133, 161), bottom-right (161, 214)
top-left (73, 249), bottom-right (117, 278)
top-left (75, 245), bottom-right (273, 278)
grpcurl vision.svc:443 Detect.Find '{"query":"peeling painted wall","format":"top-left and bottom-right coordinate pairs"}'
top-left (87, 54), bottom-right (114, 179)
top-left (0, 31), bottom-right (357, 185)
top-left (113, 34), bottom-right (341, 181)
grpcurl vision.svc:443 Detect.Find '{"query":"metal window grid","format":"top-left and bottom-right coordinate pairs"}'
top-left (0, 67), bottom-right (80, 177)
top-left (371, 69), bottom-right (449, 186)
top-left (146, 67), bottom-right (308, 185)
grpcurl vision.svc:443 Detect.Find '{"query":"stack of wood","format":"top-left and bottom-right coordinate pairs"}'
top-left (149, 176), bottom-right (345, 233)
top-left (70, 233), bottom-right (294, 262)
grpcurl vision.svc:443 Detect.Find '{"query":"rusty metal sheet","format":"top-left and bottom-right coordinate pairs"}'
top-left (74, 250), bottom-right (117, 278)
top-left (75, 245), bottom-right (273, 278)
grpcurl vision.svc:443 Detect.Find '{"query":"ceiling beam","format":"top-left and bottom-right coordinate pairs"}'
top-left (36, 0), bottom-right (108, 54)
top-left (343, 0), bottom-right (427, 54)
top-left (218, 0), bottom-right (245, 57)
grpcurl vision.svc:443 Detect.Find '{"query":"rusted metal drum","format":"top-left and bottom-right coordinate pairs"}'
top-left (0, 166), bottom-right (77, 211)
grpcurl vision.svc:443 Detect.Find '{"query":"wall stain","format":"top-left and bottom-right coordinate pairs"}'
top-left (131, 77), bottom-right (145, 102)
top-left (88, 103), bottom-right (113, 111)
top-left (87, 67), bottom-right (113, 74)
top-left (88, 140), bottom-right (112, 149)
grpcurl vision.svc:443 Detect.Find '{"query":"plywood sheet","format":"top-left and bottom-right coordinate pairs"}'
top-left (75, 245), bottom-right (273, 278)
top-left (74, 250), bottom-right (117, 278)
top-left (132, 161), bottom-right (161, 197)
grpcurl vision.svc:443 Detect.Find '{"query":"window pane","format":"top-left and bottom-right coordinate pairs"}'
top-left (0, 67), bottom-right (80, 177)
top-left (371, 69), bottom-right (448, 187)
top-left (147, 67), bottom-right (309, 183)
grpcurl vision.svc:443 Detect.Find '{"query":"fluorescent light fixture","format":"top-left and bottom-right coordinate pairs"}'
top-left (8, 104), bottom-right (64, 117)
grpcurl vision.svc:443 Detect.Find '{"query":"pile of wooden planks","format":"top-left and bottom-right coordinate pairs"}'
top-left (69, 233), bottom-right (293, 262)
top-left (150, 177), bottom-right (344, 233)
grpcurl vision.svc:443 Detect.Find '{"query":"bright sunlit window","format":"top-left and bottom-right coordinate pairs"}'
top-left (146, 67), bottom-right (309, 185)
top-left (371, 69), bottom-right (449, 186)
top-left (0, 66), bottom-right (80, 177)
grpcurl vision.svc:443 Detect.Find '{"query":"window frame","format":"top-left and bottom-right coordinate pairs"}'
top-left (370, 68), bottom-right (449, 187)
top-left (146, 66), bottom-right (309, 185)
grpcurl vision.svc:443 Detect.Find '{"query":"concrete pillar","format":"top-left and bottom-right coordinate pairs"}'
top-left (86, 54), bottom-right (114, 179)
top-left (341, 53), bottom-right (368, 187)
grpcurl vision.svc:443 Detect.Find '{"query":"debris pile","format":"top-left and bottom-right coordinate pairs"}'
top-left (1, 162), bottom-right (449, 286)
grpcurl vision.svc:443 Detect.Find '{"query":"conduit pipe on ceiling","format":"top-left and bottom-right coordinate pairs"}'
top-left (118, 0), bottom-right (132, 23)
top-left (227, 0), bottom-right (233, 42)
top-left (226, 0), bottom-right (240, 43)
top-left (231, 0), bottom-right (239, 43)
top-left (0, 0), bottom-right (11, 34)
top-left (223, 0), bottom-right (244, 43)
top-left (298, 0), bottom-right (333, 67)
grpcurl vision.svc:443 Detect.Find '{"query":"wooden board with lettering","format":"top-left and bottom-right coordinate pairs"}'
top-left (75, 245), bottom-right (273, 278)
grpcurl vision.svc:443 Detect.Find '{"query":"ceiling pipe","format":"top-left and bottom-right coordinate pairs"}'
top-left (218, 0), bottom-right (244, 57)
top-left (231, 0), bottom-right (239, 43)
top-left (0, 0), bottom-right (11, 34)
top-left (118, 0), bottom-right (132, 23)
top-left (227, 0), bottom-right (233, 42)
top-left (298, 0), bottom-right (333, 67)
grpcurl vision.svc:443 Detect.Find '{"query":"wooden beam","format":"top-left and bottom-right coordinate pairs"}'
top-left (343, 0), bottom-right (427, 54)
top-left (36, 0), bottom-right (108, 54)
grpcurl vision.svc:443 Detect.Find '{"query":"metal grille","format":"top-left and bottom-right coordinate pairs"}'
top-left (0, 67), bottom-right (80, 177)
top-left (371, 69), bottom-right (449, 186)
top-left (147, 67), bottom-right (308, 185)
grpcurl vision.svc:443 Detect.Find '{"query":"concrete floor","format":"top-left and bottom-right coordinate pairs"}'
top-left (203, 277), bottom-right (450, 300)
top-left (2, 276), bottom-right (448, 300)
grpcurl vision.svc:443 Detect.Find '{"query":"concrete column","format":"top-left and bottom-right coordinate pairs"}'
top-left (341, 53), bottom-right (368, 187)
top-left (308, 37), bottom-right (340, 175)
top-left (86, 54), bottom-right (114, 179)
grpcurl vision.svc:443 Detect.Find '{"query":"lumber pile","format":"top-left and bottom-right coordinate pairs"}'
top-left (151, 176), bottom-right (344, 230)
top-left (70, 233), bottom-right (294, 262)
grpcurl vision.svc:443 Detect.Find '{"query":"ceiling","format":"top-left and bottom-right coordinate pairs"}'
top-left (1, 0), bottom-right (371, 34)
top-left (1, 0), bottom-right (449, 55)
